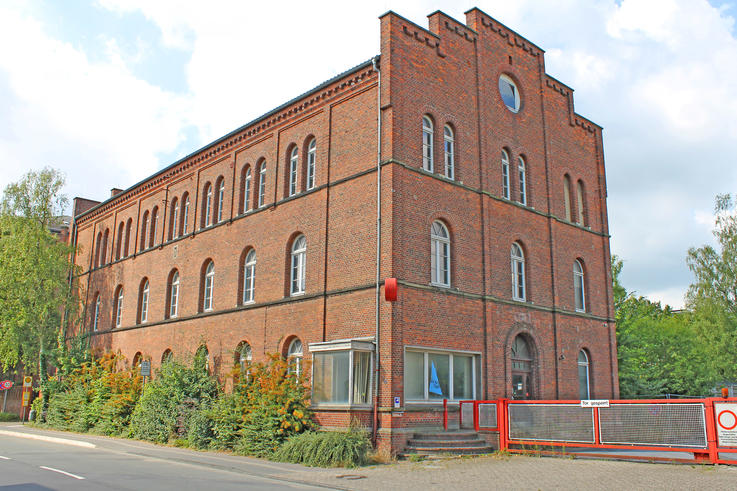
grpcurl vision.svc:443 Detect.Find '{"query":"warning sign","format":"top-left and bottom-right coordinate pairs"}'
top-left (715, 402), bottom-right (737, 447)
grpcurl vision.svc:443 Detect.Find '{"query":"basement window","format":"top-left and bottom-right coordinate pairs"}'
top-left (310, 338), bottom-right (374, 407)
top-left (499, 74), bottom-right (521, 113)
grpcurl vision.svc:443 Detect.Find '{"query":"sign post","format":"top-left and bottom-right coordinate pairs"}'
top-left (1, 380), bottom-right (13, 413)
top-left (20, 376), bottom-right (32, 422)
top-left (715, 402), bottom-right (737, 447)
top-left (140, 361), bottom-right (151, 391)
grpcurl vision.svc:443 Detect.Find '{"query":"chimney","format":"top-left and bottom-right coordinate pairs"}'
top-left (111, 188), bottom-right (124, 197)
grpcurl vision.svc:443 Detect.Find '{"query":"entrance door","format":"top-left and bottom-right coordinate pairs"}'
top-left (511, 335), bottom-right (533, 400)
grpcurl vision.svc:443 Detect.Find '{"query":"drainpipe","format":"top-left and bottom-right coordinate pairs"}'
top-left (372, 56), bottom-right (382, 446)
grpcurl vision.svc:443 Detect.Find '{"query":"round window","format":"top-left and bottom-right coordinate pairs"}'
top-left (499, 74), bottom-right (521, 113)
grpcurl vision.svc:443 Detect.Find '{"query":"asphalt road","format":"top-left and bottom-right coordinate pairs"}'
top-left (0, 425), bottom-right (337, 491)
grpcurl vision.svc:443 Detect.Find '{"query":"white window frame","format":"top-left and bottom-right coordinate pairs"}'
top-left (518, 156), bottom-right (527, 205)
top-left (422, 116), bottom-right (434, 172)
top-left (244, 168), bottom-right (252, 212)
top-left (291, 235), bottom-right (306, 296)
top-left (258, 162), bottom-right (267, 208)
top-left (151, 208), bottom-right (159, 246)
top-left (404, 347), bottom-right (478, 403)
top-left (430, 221), bottom-right (450, 287)
top-left (204, 183), bottom-right (212, 227)
top-left (170, 271), bottom-right (179, 318)
top-left (309, 338), bottom-right (375, 408)
top-left (115, 288), bottom-right (123, 328)
top-left (443, 125), bottom-right (454, 180)
top-left (306, 138), bottom-right (316, 190)
top-left (578, 349), bottom-right (590, 399)
top-left (140, 280), bottom-right (149, 323)
top-left (237, 341), bottom-right (252, 372)
top-left (93, 295), bottom-right (100, 332)
top-left (172, 198), bottom-right (179, 239)
top-left (203, 261), bottom-right (214, 312)
top-left (182, 195), bottom-right (190, 234)
top-left (287, 338), bottom-right (303, 376)
top-left (577, 180), bottom-right (586, 226)
top-left (499, 74), bottom-right (521, 113)
top-left (502, 150), bottom-right (510, 199)
top-left (574, 259), bottom-right (586, 312)
top-left (243, 249), bottom-right (256, 304)
top-left (289, 147), bottom-right (298, 196)
top-left (217, 179), bottom-right (225, 223)
top-left (511, 242), bottom-right (526, 301)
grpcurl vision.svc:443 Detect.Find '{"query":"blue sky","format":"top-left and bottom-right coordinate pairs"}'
top-left (1, 0), bottom-right (736, 309)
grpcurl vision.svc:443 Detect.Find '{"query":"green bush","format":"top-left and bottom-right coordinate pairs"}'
top-left (0, 411), bottom-right (19, 422)
top-left (128, 359), bottom-right (218, 443)
top-left (207, 393), bottom-right (242, 450)
top-left (275, 429), bottom-right (371, 468)
top-left (187, 405), bottom-right (214, 449)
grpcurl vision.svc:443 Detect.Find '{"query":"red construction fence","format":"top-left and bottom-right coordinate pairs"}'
top-left (445, 397), bottom-right (737, 464)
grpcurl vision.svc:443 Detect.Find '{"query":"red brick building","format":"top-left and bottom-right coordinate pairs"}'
top-left (69, 8), bottom-right (618, 452)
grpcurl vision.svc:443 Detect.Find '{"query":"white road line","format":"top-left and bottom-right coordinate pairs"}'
top-left (40, 465), bottom-right (86, 480)
top-left (0, 455), bottom-right (10, 460)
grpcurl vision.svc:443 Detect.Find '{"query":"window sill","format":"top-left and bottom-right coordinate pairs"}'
top-left (310, 404), bottom-right (373, 411)
top-left (430, 282), bottom-right (451, 289)
top-left (290, 291), bottom-right (305, 297)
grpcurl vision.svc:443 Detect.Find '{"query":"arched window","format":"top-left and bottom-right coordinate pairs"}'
top-left (167, 270), bottom-right (180, 319)
top-left (287, 338), bottom-right (303, 376)
top-left (511, 242), bottom-right (526, 301)
top-left (574, 259), bottom-right (585, 312)
top-left (258, 161), bottom-right (267, 208)
top-left (124, 218), bottom-right (132, 257)
top-left (578, 350), bottom-right (591, 399)
top-left (215, 177), bottom-right (225, 223)
top-left (195, 345), bottom-right (209, 372)
top-left (150, 206), bottom-right (159, 246)
top-left (101, 228), bottom-right (109, 265)
top-left (161, 349), bottom-right (173, 364)
top-left (169, 197), bottom-right (179, 240)
top-left (306, 138), bottom-right (316, 190)
top-left (501, 150), bottom-right (510, 199)
top-left (139, 211), bottom-right (149, 251)
top-left (290, 235), bottom-right (306, 296)
top-left (422, 115), bottom-right (434, 172)
top-left (240, 166), bottom-right (252, 214)
top-left (443, 125), bottom-right (454, 180)
top-left (92, 293), bottom-right (101, 332)
top-left (576, 179), bottom-right (586, 226)
top-left (288, 146), bottom-right (299, 197)
top-left (94, 231), bottom-right (102, 268)
top-left (511, 335), bottom-right (534, 399)
top-left (113, 285), bottom-right (124, 328)
top-left (430, 221), bottom-right (450, 287)
top-left (202, 182), bottom-right (212, 228)
top-left (563, 174), bottom-right (572, 221)
top-left (235, 341), bottom-right (252, 371)
top-left (202, 260), bottom-right (214, 312)
top-left (181, 193), bottom-right (190, 235)
top-left (518, 156), bottom-right (527, 205)
top-left (116, 221), bottom-right (124, 260)
top-left (138, 279), bottom-right (149, 324)
top-left (132, 352), bottom-right (143, 369)
top-left (243, 249), bottom-right (256, 304)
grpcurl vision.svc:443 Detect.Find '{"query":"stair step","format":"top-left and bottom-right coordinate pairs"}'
top-left (408, 439), bottom-right (488, 448)
top-left (403, 446), bottom-right (495, 456)
top-left (411, 431), bottom-right (481, 441)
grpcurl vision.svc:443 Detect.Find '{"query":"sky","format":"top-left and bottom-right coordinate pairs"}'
top-left (0, 0), bottom-right (736, 309)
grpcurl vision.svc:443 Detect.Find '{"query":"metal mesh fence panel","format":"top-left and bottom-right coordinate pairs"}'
top-left (479, 403), bottom-right (497, 428)
top-left (599, 403), bottom-right (707, 448)
top-left (460, 403), bottom-right (474, 429)
top-left (509, 404), bottom-right (594, 443)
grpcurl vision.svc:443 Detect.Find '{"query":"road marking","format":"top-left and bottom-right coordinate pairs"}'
top-left (40, 466), bottom-right (85, 480)
top-left (0, 455), bottom-right (10, 460)
top-left (0, 430), bottom-right (95, 448)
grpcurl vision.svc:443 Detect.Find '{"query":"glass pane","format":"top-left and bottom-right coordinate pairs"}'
top-left (352, 352), bottom-right (372, 404)
top-left (427, 353), bottom-right (449, 400)
top-left (405, 351), bottom-right (425, 400)
top-left (312, 351), bottom-right (350, 404)
top-left (453, 355), bottom-right (473, 400)
top-left (579, 364), bottom-right (589, 399)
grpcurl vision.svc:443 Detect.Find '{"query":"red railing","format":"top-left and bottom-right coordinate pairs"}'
top-left (443, 396), bottom-right (737, 464)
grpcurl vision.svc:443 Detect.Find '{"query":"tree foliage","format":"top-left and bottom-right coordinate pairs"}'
top-left (0, 168), bottom-right (78, 379)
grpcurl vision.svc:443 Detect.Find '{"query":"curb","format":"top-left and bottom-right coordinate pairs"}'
top-left (0, 430), bottom-right (96, 448)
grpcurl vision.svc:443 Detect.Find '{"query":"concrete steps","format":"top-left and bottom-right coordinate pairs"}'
top-left (401, 430), bottom-right (495, 458)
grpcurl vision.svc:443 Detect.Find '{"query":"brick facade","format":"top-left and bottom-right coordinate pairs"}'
top-left (70, 8), bottom-right (618, 454)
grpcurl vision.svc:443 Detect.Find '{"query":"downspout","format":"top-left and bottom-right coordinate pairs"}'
top-left (372, 56), bottom-right (382, 446)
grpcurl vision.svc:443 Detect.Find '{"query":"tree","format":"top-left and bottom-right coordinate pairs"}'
top-left (0, 167), bottom-right (78, 408)
top-left (686, 193), bottom-right (737, 385)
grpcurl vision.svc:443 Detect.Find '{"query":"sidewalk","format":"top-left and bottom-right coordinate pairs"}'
top-left (3, 423), bottom-right (736, 490)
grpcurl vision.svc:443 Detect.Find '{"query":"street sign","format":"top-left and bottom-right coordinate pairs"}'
top-left (0, 380), bottom-right (12, 390)
top-left (22, 376), bottom-right (32, 388)
top-left (21, 391), bottom-right (30, 407)
top-left (140, 361), bottom-right (151, 377)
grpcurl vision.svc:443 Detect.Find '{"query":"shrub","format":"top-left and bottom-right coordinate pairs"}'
top-left (0, 412), bottom-right (19, 422)
top-left (187, 405), bottom-right (215, 450)
top-left (128, 359), bottom-right (218, 443)
top-left (275, 429), bottom-right (371, 468)
top-left (207, 393), bottom-right (242, 450)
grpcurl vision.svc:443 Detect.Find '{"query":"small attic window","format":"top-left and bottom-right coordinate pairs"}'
top-left (499, 74), bottom-right (521, 113)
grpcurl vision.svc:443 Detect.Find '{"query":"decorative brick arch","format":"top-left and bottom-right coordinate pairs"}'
top-left (504, 323), bottom-right (542, 400)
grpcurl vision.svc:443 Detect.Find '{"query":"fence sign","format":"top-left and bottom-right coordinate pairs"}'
top-left (580, 399), bottom-right (610, 408)
top-left (715, 402), bottom-right (737, 446)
